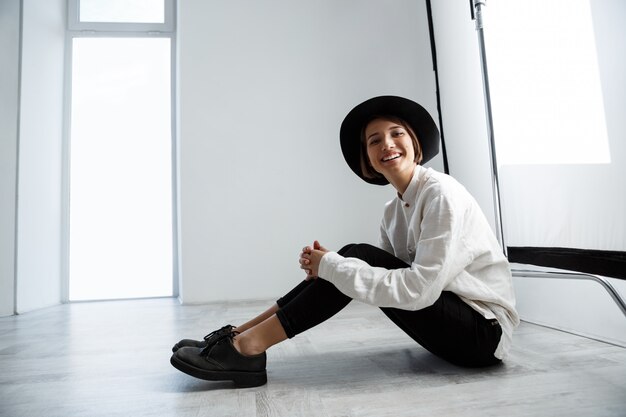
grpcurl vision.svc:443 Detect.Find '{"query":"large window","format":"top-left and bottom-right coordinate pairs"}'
top-left (66, 0), bottom-right (176, 300)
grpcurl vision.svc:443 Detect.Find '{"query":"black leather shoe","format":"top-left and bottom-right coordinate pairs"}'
top-left (171, 324), bottom-right (235, 352)
top-left (170, 332), bottom-right (267, 388)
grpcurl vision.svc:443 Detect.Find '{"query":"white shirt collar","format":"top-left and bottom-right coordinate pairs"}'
top-left (398, 165), bottom-right (427, 204)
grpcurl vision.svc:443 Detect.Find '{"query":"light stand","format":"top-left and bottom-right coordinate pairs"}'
top-left (471, 0), bottom-right (506, 256)
top-left (470, 0), bottom-right (626, 318)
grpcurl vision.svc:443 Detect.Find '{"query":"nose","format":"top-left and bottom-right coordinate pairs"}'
top-left (382, 134), bottom-right (395, 150)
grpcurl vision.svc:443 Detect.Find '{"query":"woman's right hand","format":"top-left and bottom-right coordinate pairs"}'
top-left (299, 240), bottom-right (329, 280)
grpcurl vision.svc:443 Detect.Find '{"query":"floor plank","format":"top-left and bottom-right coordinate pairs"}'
top-left (0, 298), bottom-right (624, 417)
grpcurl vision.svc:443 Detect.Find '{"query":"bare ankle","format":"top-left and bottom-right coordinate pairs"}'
top-left (233, 325), bottom-right (247, 334)
top-left (234, 334), bottom-right (265, 356)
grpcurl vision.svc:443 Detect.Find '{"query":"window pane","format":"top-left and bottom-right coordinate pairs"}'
top-left (69, 37), bottom-right (173, 300)
top-left (79, 0), bottom-right (164, 23)
top-left (485, 0), bottom-right (610, 165)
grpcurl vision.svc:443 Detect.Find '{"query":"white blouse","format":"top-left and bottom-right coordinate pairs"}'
top-left (319, 166), bottom-right (520, 359)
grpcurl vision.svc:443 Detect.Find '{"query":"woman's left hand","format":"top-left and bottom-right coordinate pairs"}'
top-left (299, 240), bottom-right (329, 280)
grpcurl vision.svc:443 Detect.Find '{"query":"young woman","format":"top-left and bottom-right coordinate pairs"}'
top-left (170, 95), bottom-right (519, 388)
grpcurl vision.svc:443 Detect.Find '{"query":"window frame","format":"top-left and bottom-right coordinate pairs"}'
top-left (67, 0), bottom-right (176, 32)
top-left (62, 0), bottom-right (179, 301)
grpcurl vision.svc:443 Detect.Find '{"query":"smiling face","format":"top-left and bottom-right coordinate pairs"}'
top-left (361, 117), bottom-right (421, 192)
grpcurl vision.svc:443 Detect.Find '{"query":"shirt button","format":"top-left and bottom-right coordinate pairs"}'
top-left (404, 203), bottom-right (410, 208)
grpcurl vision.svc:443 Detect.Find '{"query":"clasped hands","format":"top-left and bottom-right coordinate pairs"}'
top-left (299, 240), bottom-right (329, 280)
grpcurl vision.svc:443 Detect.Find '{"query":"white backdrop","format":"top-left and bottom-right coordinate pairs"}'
top-left (177, 0), bottom-right (443, 303)
top-left (488, 0), bottom-right (626, 253)
top-left (487, 0), bottom-right (626, 345)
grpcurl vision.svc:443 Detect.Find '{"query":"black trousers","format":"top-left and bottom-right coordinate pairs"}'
top-left (275, 243), bottom-right (502, 367)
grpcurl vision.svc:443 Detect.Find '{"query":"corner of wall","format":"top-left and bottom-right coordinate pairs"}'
top-left (14, 0), bottom-right (66, 314)
top-left (0, 0), bottom-right (22, 318)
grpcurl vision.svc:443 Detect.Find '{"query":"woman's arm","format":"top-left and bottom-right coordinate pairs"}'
top-left (318, 195), bottom-right (470, 310)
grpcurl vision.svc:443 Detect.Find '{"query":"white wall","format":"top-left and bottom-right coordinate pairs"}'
top-left (15, 0), bottom-right (66, 313)
top-left (431, 0), bottom-right (626, 346)
top-left (0, 0), bottom-right (21, 317)
top-left (177, 0), bottom-right (440, 303)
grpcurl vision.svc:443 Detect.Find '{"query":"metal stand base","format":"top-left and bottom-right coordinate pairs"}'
top-left (512, 268), bottom-right (626, 318)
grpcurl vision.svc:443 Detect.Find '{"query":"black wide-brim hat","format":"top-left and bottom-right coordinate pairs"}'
top-left (339, 95), bottom-right (440, 185)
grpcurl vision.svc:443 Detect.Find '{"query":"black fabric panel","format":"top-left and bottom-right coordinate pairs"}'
top-left (425, 0), bottom-right (450, 175)
top-left (507, 247), bottom-right (626, 280)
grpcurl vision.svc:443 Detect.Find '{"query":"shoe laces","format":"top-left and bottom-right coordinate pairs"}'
top-left (203, 324), bottom-right (234, 342)
top-left (200, 329), bottom-right (239, 356)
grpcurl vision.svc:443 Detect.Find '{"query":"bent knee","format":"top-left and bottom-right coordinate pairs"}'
top-left (337, 243), bottom-right (356, 256)
top-left (340, 243), bottom-right (378, 257)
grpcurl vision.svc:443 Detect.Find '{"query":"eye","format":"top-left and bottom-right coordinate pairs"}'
top-left (368, 137), bottom-right (381, 146)
top-left (391, 130), bottom-right (405, 138)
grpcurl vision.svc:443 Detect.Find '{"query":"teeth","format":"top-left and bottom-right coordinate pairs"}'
top-left (382, 153), bottom-right (401, 162)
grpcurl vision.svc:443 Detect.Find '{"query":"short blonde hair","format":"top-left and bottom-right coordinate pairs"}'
top-left (359, 116), bottom-right (423, 180)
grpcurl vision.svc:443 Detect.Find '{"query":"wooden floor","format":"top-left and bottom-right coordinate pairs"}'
top-left (0, 298), bottom-right (625, 417)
